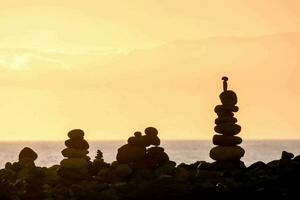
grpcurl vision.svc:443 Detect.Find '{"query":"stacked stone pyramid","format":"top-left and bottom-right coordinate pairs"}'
top-left (209, 77), bottom-right (245, 166)
top-left (58, 129), bottom-right (90, 180)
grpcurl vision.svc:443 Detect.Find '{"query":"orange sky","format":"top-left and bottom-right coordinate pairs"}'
top-left (0, 0), bottom-right (300, 141)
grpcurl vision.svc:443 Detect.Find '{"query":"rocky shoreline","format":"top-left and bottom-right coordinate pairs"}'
top-left (1, 146), bottom-right (300, 199)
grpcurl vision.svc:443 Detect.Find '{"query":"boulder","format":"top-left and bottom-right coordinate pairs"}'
top-left (212, 135), bottom-right (242, 146)
top-left (116, 144), bottom-right (146, 163)
top-left (214, 123), bottom-right (241, 136)
top-left (209, 146), bottom-right (245, 161)
top-left (60, 158), bottom-right (88, 169)
top-left (219, 90), bottom-right (237, 106)
top-left (65, 139), bottom-right (89, 149)
top-left (67, 129), bottom-right (84, 139)
top-left (19, 147), bottom-right (38, 161)
top-left (215, 117), bottom-right (237, 125)
top-left (61, 148), bottom-right (88, 158)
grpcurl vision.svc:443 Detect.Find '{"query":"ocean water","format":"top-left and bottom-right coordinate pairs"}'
top-left (0, 140), bottom-right (300, 168)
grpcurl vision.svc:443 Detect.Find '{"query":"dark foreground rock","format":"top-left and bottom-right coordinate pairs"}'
top-left (0, 151), bottom-right (300, 199)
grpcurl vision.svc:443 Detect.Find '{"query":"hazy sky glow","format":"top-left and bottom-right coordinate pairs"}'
top-left (0, 0), bottom-right (300, 141)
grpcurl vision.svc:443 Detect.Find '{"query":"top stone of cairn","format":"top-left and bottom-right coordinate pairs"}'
top-left (219, 76), bottom-right (237, 106)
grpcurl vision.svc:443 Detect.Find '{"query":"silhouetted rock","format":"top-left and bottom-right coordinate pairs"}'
top-left (19, 147), bottom-right (38, 161)
top-left (248, 161), bottom-right (266, 170)
top-left (214, 123), bottom-right (241, 135)
top-left (281, 151), bottom-right (294, 160)
top-left (212, 135), bottom-right (242, 146)
top-left (215, 117), bottom-right (237, 125)
top-left (61, 148), bottom-right (88, 158)
top-left (210, 146), bottom-right (245, 161)
top-left (219, 91), bottom-right (237, 106)
top-left (116, 127), bottom-right (171, 170)
top-left (117, 144), bottom-right (146, 163)
top-left (68, 129), bottom-right (85, 139)
top-left (65, 138), bottom-right (89, 149)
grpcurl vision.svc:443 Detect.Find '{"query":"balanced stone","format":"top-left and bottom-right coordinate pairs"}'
top-left (68, 129), bottom-right (84, 139)
top-left (145, 127), bottom-right (158, 136)
top-left (117, 144), bottom-right (146, 163)
top-left (60, 158), bottom-right (88, 169)
top-left (214, 105), bottom-right (239, 113)
top-left (215, 117), bottom-right (237, 125)
top-left (219, 90), bottom-right (237, 106)
top-left (212, 135), bottom-right (242, 146)
top-left (216, 111), bottom-right (234, 117)
top-left (210, 146), bottom-right (245, 161)
top-left (61, 148), bottom-right (88, 158)
top-left (19, 147), bottom-right (38, 161)
top-left (214, 123), bottom-right (241, 136)
top-left (65, 139), bottom-right (89, 149)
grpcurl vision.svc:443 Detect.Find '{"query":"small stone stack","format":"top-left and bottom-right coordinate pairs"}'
top-left (209, 77), bottom-right (245, 169)
top-left (58, 129), bottom-right (90, 180)
top-left (117, 127), bottom-right (170, 168)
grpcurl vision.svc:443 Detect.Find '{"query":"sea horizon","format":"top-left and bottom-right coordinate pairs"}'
top-left (1, 140), bottom-right (300, 168)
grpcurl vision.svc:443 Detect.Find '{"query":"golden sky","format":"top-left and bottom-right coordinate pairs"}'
top-left (0, 0), bottom-right (300, 141)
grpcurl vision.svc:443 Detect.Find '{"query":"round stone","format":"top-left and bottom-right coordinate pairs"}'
top-left (212, 135), bottom-right (242, 146)
top-left (219, 90), bottom-right (237, 106)
top-left (215, 117), bottom-right (237, 125)
top-left (60, 158), bottom-right (88, 169)
top-left (19, 147), bottom-right (38, 161)
top-left (141, 135), bottom-right (160, 147)
top-left (214, 105), bottom-right (239, 113)
top-left (116, 144), bottom-right (146, 163)
top-left (214, 123), bottom-right (241, 136)
top-left (209, 146), bottom-right (245, 161)
top-left (144, 127), bottom-right (158, 136)
top-left (65, 139), bottom-right (89, 150)
top-left (61, 148), bottom-right (88, 158)
top-left (68, 129), bottom-right (84, 139)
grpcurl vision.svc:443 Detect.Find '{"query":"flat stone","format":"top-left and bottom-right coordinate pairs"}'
top-left (214, 123), bottom-right (241, 136)
top-left (68, 129), bottom-right (84, 139)
top-left (61, 148), bottom-right (88, 158)
top-left (212, 135), bottom-right (242, 146)
top-left (116, 144), bottom-right (146, 163)
top-left (19, 147), bottom-right (38, 161)
top-left (209, 146), bottom-right (245, 161)
top-left (65, 139), bottom-right (89, 150)
top-left (60, 158), bottom-right (88, 169)
top-left (219, 90), bottom-right (238, 106)
top-left (214, 105), bottom-right (239, 113)
top-left (215, 117), bottom-right (237, 125)
top-left (216, 111), bottom-right (234, 117)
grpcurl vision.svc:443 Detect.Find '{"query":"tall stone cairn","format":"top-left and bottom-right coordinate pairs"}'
top-left (209, 77), bottom-right (245, 168)
top-left (58, 129), bottom-right (90, 180)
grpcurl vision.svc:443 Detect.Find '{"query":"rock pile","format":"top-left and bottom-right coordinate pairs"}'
top-left (209, 77), bottom-right (245, 169)
top-left (58, 129), bottom-right (90, 180)
top-left (117, 127), bottom-right (170, 168)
